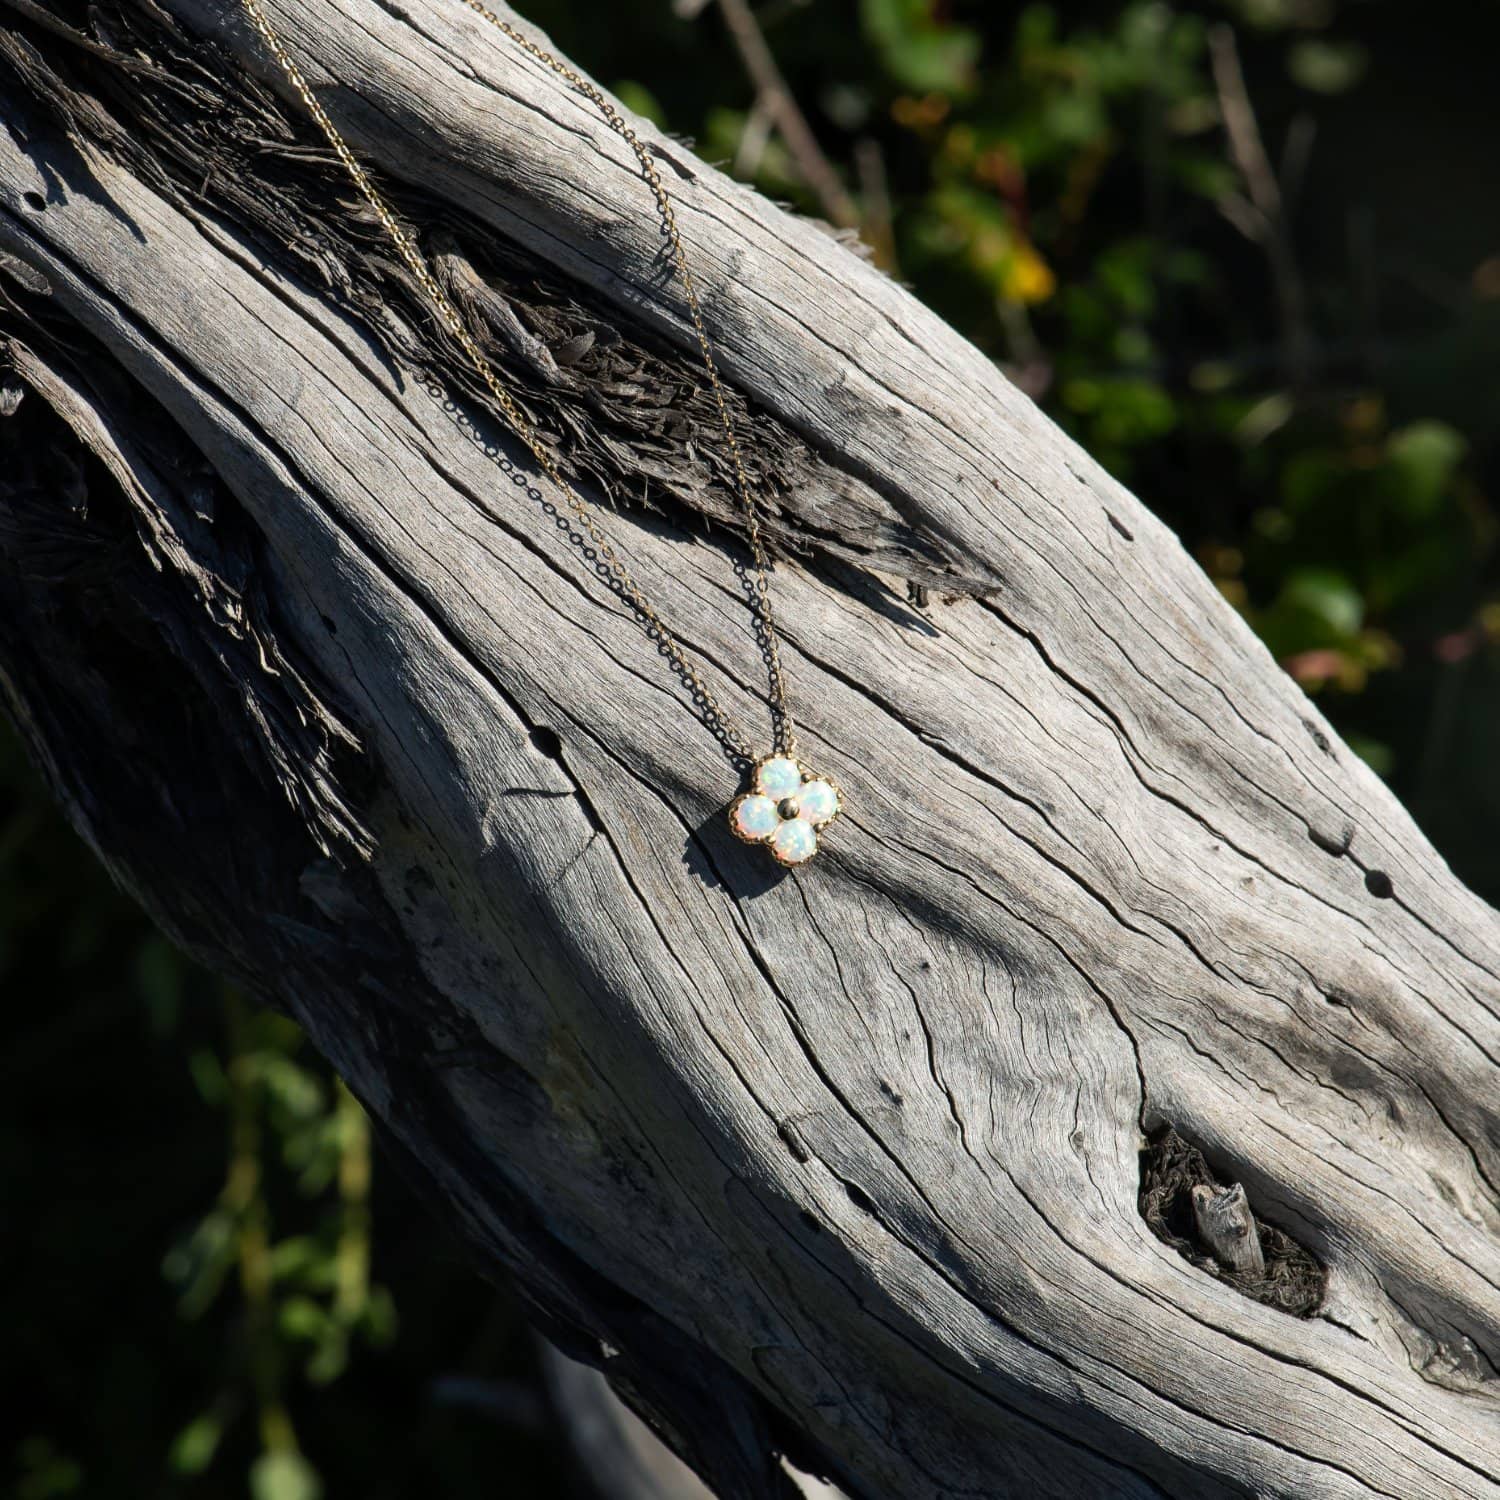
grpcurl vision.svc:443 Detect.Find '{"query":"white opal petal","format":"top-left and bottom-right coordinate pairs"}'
top-left (772, 819), bottom-right (818, 865)
top-left (756, 757), bottom-right (803, 800)
top-left (732, 794), bottom-right (780, 841)
top-left (796, 779), bottom-right (840, 826)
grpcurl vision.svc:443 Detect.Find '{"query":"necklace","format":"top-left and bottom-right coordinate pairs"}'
top-left (241, 0), bottom-right (842, 868)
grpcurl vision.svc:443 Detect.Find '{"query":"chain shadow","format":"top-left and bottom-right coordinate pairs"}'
top-left (424, 379), bottom-right (795, 768)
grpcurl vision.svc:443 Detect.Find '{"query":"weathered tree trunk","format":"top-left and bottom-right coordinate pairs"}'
top-left (1, 3), bottom-right (1497, 1495)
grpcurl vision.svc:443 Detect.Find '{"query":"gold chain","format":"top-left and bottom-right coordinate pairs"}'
top-left (240, 0), bottom-right (795, 766)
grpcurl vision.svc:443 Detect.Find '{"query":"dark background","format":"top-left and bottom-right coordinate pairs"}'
top-left (5, 1), bottom-right (1498, 1496)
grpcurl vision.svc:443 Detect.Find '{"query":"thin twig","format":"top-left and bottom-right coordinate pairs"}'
top-left (710, 0), bottom-right (861, 229)
top-left (733, 93), bottom-right (776, 179)
top-left (1208, 23), bottom-right (1313, 387)
top-left (854, 136), bottom-right (899, 273)
top-left (1210, 24), bottom-right (1281, 224)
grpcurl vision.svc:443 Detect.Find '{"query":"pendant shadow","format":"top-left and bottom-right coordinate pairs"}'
top-left (684, 808), bottom-right (791, 899)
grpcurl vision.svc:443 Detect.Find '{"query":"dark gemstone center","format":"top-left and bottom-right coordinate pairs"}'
top-left (778, 797), bottom-right (801, 820)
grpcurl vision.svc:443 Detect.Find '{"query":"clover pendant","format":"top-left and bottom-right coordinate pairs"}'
top-left (729, 754), bottom-right (842, 867)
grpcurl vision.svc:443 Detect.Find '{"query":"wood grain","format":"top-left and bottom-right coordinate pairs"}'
top-left (0, 2), bottom-right (1496, 1495)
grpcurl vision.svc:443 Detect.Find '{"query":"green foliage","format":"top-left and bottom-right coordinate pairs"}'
top-left (153, 999), bottom-right (403, 1491)
top-left (5, 0), bottom-right (1500, 1494)
top-left (2, 717), bottom-right (556, 1495)
top-left (859, 0), bottom-right (979, 95)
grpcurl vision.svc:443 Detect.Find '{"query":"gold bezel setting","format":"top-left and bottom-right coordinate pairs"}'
top-left (729, 755), bottom-right (843, 867)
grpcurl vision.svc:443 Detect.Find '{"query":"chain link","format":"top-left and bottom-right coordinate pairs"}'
top-left (239, 0), bottom-right (795, 767)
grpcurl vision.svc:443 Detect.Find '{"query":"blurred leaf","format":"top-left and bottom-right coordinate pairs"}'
top-left (1062, 375), bottom-right (1177, 447)
top-left (163, 1210), bottom-right (235, 1318)
top-left (168, 1413), bottom-right (223, 1475)
top-left (861, 0), bottom-right (980, 95)
top-left (1169, 152), bottom-right (1239, 199)
top-left (1093, 240), bottom-right (1158, 317)
top-left (1003, 238), bottom-right (1056, 303)
top-left (1383, 421), bottom-right (1466, 519)
top-left (362, 1285), bottom-right (399, 1346)
top-left (1113, 325), bottom-right (1154, 366)
top-left (1236, 393), bottom-right (1294, 446)
top-left (1287, 39), bottom-right (1368, 94)
top-left (611, 80), bottom-right (664, 127)
top-left (1224, 0), bottom-right (1337, 28)
top-left (268, 1235), bottom-right (322, 1282)
top-left (187, 1047), bottom-right (226, 1106)
top-left (257, 1055), bottom-right (325, 1123)
top-left (250, 1450), bottom-right (322, 1500)
top-left (1039, 89), bottom-right (1108, 149)
top-left (1281, 567), bottom-right (1365, 637)
top-left (1345, 733), bottom-right (1395, 777)
top-left (306, 1319), bottom-right (354, 1386)
top-left (1259, 567), bottom-right (1365, 659)
top-left (278, 1296), bottom-right (330, 1343)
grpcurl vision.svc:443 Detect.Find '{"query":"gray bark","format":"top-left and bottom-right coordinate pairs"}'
top-left (1192, 1183), bottom-right (1266, 1279)
top-left (0, 2), bottom-right (1497, 1496)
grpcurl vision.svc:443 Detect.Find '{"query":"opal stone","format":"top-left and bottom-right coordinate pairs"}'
top-left (772, 818), bottom-right (818, 864)
top-left (756, 757), bottom-right (803, 800)
top-left (733, 794), bottom-right (780, 841)
top-left (734, 755), bottom-right (840, 864)
top-left (797, 779), bottom-right (839, 825)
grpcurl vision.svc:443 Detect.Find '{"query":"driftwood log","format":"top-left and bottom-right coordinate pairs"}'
top-left (1, 2), bottom-right (1498, 1495)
